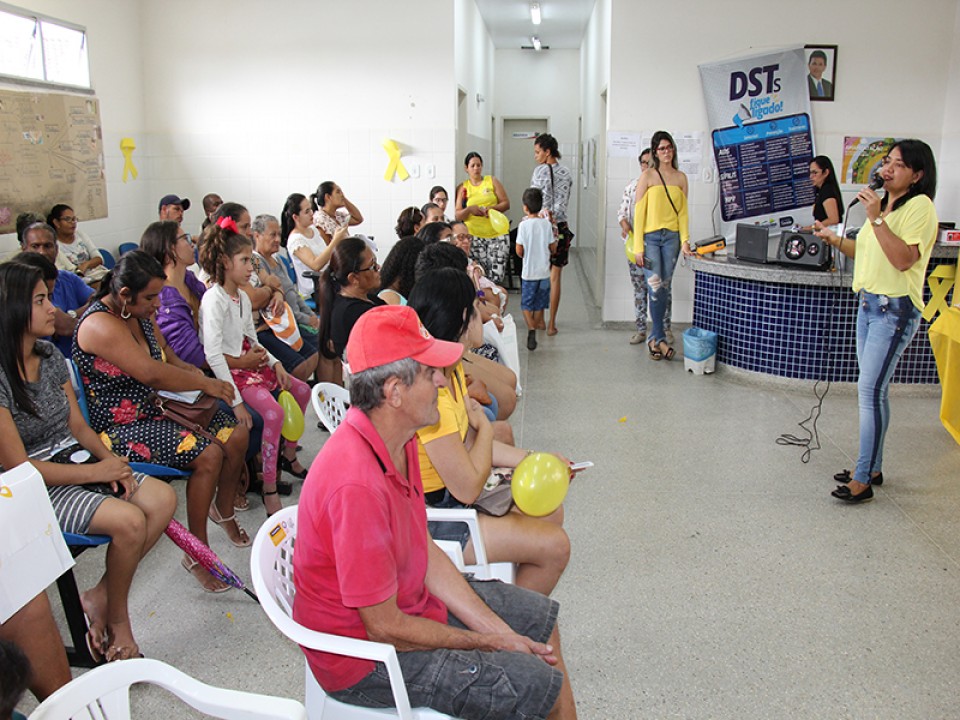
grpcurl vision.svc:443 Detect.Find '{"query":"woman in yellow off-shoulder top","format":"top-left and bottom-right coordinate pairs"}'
top-left (628, 130), bottom-right (692, 360)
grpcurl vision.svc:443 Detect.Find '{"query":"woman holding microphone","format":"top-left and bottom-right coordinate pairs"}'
top-left (815, 139), bottom-right (939, 503)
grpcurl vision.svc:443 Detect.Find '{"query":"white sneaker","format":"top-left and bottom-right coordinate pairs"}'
top-left (629, 332), bottom-right (646, 345)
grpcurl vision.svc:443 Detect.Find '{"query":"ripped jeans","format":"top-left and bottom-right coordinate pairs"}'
top-left (642, 229), bottom-right (681, 344)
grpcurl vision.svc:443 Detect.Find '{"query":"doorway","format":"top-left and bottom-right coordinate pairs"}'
top-left (500, 117), bottom-right (548, 227)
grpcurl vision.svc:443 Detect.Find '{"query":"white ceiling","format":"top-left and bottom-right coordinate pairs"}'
top-left (473, 0), bottom-right (596, 50)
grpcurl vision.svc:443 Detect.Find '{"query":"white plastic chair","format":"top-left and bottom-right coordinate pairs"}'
top-left (250, 506), bottom-right (452, 720)
top-left (28, 657), bottom-right (306, 719)
top-left (307, 382), bottom-right (514, 583)
top-left (310, 382), bottom-right (351, 433)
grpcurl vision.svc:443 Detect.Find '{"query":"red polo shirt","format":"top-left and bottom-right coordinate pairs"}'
top-left (293, 406), bottom-right (448, 691)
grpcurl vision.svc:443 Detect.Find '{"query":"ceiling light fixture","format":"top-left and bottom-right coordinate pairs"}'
top-left (532, 35), bottom-right (542, 51)
top-left (530, 3), bottom-right (541, 25)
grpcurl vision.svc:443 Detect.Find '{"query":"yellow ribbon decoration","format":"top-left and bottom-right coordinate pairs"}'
top-left (382, 139), bottom-right (410, 182)
top-left (922, 264), bottom-right (956, 322)
top-left (0, 485), bottom-right (11, 498)
top-left (120, 137), bottom-right (138, 183)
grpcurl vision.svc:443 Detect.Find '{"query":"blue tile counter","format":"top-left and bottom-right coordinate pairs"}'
top-left (688, 247), bottom-right (958, 383)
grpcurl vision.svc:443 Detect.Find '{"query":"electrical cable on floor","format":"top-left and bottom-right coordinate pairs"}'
top-left (776, 216), bottom-right (850, 463)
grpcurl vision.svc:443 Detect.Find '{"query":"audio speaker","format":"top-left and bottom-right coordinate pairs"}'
top-left (734, 224), bottom-right (770, 264)
top-left (777, 231), bottom-right (830, 269)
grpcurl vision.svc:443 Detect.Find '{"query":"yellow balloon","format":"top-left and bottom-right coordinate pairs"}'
top-left (488, 209), bottom-right (510, 235)
top-left (278, 390), bottom-right (305, 442)
top-left (511, 452), bottom-right (570, 517)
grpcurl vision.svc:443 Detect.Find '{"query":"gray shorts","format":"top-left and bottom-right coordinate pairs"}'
top-left (330, 579), bottom-right (563, 720)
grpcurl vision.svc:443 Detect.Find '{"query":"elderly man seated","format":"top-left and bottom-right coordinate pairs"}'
top-left (293, 305), bottom-right (577, 720)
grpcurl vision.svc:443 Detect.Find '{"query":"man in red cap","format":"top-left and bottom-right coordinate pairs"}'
top-left (293, 305), bottom-right (577, 720)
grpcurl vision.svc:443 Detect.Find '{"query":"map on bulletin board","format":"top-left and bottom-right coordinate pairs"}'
top-left (0, 88), bottom-right (107, 234)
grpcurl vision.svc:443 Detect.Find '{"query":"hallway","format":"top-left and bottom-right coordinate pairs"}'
top-left (45, 256), bottom-right (960, 719)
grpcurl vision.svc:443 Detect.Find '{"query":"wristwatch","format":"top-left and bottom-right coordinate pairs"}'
top-left (873, 216), bottom-right (884, 226)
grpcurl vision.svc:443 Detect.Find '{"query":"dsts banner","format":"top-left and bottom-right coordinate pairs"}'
top-left (699, 47), bottom-right (814, 226)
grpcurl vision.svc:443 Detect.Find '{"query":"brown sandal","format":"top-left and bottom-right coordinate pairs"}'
top-left (659, 341), bottom-right (675, 361)
top-left (648, 340), bottom-right (663, 360)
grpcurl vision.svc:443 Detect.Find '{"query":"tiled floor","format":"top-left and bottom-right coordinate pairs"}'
top-left (27, 257), bottom-right (960, 719)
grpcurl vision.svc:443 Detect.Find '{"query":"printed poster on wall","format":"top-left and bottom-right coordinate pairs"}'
top-left (841, 136), bottom-right (900, 184)
top-left (699, 47), bottom-right (814, 225)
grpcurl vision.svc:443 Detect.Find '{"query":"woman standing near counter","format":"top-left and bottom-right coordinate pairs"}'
top-left (815, 139), bottom-right (939, 503)
top-left (628, 131), bottom-right (691, 360)
top-left (803, 155), bottom-right (843, 231)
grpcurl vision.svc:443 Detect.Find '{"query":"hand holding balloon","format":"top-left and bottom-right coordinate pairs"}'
top-left (511, 452), bottom-right (570, 517)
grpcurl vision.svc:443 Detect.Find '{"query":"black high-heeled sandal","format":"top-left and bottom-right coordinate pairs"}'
top-left (279, 456), bottom-right (308, 480)
top-left (834, 469), bottom-right (883, 486)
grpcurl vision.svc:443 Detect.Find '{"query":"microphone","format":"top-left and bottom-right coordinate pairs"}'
top-left (849, 173), bottom-right (885, 207)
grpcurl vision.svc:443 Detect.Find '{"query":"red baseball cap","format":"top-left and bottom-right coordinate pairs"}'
top-left (346, 305), bottom-right (463, 374)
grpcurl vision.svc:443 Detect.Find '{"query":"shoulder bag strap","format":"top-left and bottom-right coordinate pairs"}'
top-left (655, 168), bottom-right (681, 217)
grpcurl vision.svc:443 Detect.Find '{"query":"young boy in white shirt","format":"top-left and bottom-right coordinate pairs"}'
top-left (515, 187), bottom-right (557, 351)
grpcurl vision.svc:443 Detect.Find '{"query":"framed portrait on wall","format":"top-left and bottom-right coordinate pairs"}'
top-left (805, 44), bottom-right (837, 102)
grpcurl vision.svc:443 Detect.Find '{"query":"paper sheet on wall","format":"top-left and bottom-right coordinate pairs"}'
top-left (0, 89), bottom-right (107, 234)
top-left (674, 132), bottom-right (703, 176)
top-left (608, 132), bottom-right (641, 158)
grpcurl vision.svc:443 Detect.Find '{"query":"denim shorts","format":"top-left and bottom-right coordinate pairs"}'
top-left (426, 489), bottom-right (472, 548)
top-left (521, 277), bottom-right (551, 311)
top-left (257, 329), bottom-right (318, 373)
top-left (330, 579), bottom-right (563, 719)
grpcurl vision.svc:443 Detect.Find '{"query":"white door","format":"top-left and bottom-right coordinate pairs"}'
top-left (500, 118), bottom-right (548, 228)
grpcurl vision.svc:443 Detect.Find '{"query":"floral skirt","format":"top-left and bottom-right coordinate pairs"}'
top-left (98, 410), bottom-right (237, 469)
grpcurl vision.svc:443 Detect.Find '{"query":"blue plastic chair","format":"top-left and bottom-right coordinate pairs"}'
top-left (66, 360), bottom-right (189, 480)
top-left (118, 242), bottom-right (138, 256)
top-left (98, 248), bottom-right (116, 269)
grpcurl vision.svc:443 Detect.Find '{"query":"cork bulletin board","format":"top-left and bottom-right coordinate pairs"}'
top-left (0, 88), bottom-right (106, 233)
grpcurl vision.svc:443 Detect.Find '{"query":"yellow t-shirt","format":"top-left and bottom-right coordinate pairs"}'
top-left (852, 194), bottom-right (939, 311)
top-left (463, 176), bottom-right (500, 239)
top-left (627, 184), bottom-right (689, 259)
top-left (416, 363), bottom-right (469, 494)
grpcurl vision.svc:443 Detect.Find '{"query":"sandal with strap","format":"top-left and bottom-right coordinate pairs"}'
top-left (208, 505), bottom-right (251, 547)
top-left (181, 556), bottom-right (230, 593)
top-left (648, 340), bottom-right (663, 360)
top-left (658, 341), bottom-right (676, 361)
top-left (262, 489), bottom-right (282, 518)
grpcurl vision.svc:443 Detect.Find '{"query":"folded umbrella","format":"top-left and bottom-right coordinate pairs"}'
top-left (165, 518), bottom-right (258, 602)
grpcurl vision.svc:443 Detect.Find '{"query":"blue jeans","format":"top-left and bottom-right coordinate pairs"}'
top-left (854, 292), bottom-right (921, 484)
top-left (642, 229), bottom-right (681, 343)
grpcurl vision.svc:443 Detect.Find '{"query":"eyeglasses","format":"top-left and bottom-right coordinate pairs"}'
top-left (640, 160), bottom-right (651, 168)
top-left (656, 145), bottom-right (674, 153)
top-left (453, 233), bottom-right (471, 242)
top-left (178, 233), bottom-right (195, 245)
top-left (357, 262), bottom-right (380, 273)
top-left (58, 216), bottom-right (79, 223)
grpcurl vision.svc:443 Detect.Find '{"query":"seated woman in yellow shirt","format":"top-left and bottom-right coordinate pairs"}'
top-left (410, 268), bottom-right (570, 595)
